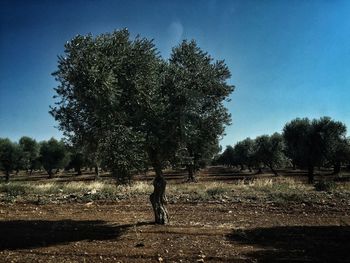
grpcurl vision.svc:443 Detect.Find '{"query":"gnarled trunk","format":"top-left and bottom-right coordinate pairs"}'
top-left (150, 173), bottom-right (169, 224)
top-left (149, 151), bottom-right (169, 224)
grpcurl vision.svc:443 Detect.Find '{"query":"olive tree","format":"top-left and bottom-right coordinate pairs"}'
top-left (283, 117), bottom-right (347, 183)
top-left (168, 40), bottom-right (233, 181)
top-left (0, 138), bottom-right (22, 181)
top-left (253, 133), bottom-right (285, 176)
top-left (39, 138), bottom-right (68, 178)
top-left (328, 138), bottom-right (350, 174)
top-left (19, 136), bottom-right (40, 174)
top-left (66, 147), bottom-right (86, 175)
top-left (233, 138), bottom-right (255, 171)
top-left (51, 29), bottom-right (233, 224)
top-left (217, 145), bottom-right (235, 167)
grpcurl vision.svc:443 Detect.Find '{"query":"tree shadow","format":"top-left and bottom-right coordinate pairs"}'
top-left (0, 220), bottom-right (152, 250)
top-left (227, 225), bottom-right (350, 262)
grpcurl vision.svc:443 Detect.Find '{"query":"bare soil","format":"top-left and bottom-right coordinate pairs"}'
top-left (0, 168), bottom-right (350, 262)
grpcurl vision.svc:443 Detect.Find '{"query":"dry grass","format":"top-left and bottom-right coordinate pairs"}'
top-left (0, 177), bottom-right (349, 204)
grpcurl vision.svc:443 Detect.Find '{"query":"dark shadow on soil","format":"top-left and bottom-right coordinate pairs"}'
top-left (227, 226), bottom-right (350, 262)
top-left (0, 220), bottom-right (152, 250)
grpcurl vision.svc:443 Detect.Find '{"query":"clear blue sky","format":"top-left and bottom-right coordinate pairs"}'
top-left (1, 0), bottom-right (349, 147)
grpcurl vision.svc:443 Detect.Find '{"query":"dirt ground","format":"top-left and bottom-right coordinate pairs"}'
top-left (0, 196), bottom-right (349, 263)
top-left (1, 167), bottom-right (350, 262)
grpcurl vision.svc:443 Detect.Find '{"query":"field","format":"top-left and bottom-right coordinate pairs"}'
top-left (0, 167), bottom-right (350, 263)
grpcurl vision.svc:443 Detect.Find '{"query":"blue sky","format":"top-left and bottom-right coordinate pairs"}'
top-left (0, 0), bottom-right (349, 147)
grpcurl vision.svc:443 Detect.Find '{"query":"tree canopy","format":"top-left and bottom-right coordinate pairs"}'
top-left (39, 138), bottom-right (68, 178)
top-left (50, 29), bottom-right (234, 224)
top-left (283, 117), bottom-right (347, 183)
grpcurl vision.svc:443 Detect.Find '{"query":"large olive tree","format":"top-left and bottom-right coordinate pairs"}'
top-left (51, 29), bottom-right (233, 224)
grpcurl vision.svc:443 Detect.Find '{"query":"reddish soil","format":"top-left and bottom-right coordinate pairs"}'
top-left (1, 167), bottom-right (350, 262)
top-left (0, 197), bottom-right (349, 262)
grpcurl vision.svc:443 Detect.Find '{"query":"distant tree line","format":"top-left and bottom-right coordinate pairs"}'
top-left (0, 135), bottom-right (220, 183)
top-left (0, 137), bottom-right (94, 181)
top-left (215, 117), bottom-right (350, 183)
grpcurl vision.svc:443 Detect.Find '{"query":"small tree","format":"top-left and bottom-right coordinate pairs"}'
top-left (233, 138), bottom-right (255, 171)
top-left (66, 148), bottom-right (85, 175)
top-left (39, 138), bottom-right (68, 178)
top-left (253, 133), bottom-right (285, 176)
top-left (283, 117), bottom-right (347, 183)
top-left (0, 138), bottom-right (22, 181)
top-left (328, 138), bottom-right (350, 174)
top-left (19, 136), bottom-right (40, 174)
top-left (217, 145), bottom-right (235, 167)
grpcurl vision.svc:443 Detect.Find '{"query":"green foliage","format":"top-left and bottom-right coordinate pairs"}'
top-left (0, 138), bottom-right (23, 180)
top-left (99, 126), bottom-right (147, 184)
top-left (217, 145), bottom-right (235, 166)
top-left (282, 118), bottom-right (311, 168)
top-left (253, 133), bottom-right (285, 175)
top-left (39, 138), bottom-right (68, 177)
top-left (19, 136), bottom-right (40, 172)
top-left (51, 29), bottom-right (234, 178)
top-left (233, 138), bottom-right (255, 169)
top-left (66, 149), bottom-right (85, 175)
top-left (283, 117), bottom-right (348, 182)
top-left (168, 40), bottom-right (233, 175)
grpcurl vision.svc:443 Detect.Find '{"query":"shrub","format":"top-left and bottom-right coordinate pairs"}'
top-left (314, 180), bottom-right (337, 192)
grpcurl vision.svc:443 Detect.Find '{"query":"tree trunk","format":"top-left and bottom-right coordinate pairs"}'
top-left (5, 171), bottom-right (10, 182)
top-left (240, 164), bottom-right (244, 171)
top-left (94, 165), bottom-right (99, 179)
top-left (29, 168), bottom-right (33, 175)
top-left (248, 166), bottom-right (252, 172)
top-left (149, 154), bottom-right (169, 225)
top-left (333, 162), bottom-right (341, 174)
top-left (268, 164), bottom-right (278, 176)
top-left (186, 164), bottom-right (196, 182)
top-left (307, 165), bottom-right (314, 184)
top-left (48, 169), bottom-right (53, 179)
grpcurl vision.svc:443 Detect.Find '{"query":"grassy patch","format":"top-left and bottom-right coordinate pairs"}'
top-left (0, 177), bottom-right (349, 204)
